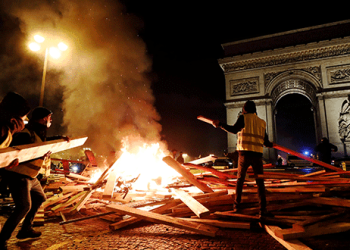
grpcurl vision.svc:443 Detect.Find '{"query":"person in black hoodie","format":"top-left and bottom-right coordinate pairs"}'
top-left (0, 107), bottom-right (69, 248)
top-left (0, 92), bottom-right (31, 200)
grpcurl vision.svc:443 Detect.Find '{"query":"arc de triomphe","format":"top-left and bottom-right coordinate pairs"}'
top-left (218, 20), bottom-right (350, 162)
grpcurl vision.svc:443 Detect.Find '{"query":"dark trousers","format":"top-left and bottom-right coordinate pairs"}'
top-left (0, 173), bottom-right (46, 242)
top-left (234, 152), bottom-right (266, 211)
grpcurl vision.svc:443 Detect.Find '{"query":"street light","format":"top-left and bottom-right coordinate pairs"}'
top-left (29, 35), bottom-right (68, 106)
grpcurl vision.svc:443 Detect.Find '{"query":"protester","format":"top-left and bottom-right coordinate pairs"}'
top-left (212, 100), bottom-right (274, 218)
top-left (315, 137), bottom-right (338, 169)
top-left (0, 107), bottom-right (68, 248)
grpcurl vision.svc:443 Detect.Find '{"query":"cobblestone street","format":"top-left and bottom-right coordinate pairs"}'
top-left (1, 214), bottom-right (286, 250)
top-left (2, 213), bottom-right (350, 250)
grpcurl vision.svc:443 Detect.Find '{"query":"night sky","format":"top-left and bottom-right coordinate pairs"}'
top-left (119, 2), bottom-right (350, 157)
top-left (0, 1), bottom-right (349, 159)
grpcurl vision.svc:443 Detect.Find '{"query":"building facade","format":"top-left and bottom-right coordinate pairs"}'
top-left (218, 20), bottom-right (350, 162)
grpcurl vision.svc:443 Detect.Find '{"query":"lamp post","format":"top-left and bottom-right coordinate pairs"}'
top-left (29, 35), bottom-right (68, 106)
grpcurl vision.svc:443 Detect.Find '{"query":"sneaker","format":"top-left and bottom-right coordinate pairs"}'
top-left (16, 228), bottom-right (42, 240)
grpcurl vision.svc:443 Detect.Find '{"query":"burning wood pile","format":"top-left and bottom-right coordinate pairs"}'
top-left (32, 141), bottom-right (350, 249)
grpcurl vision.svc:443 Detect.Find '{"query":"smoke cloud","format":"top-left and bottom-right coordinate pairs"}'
top-left (0, 0), bottom-right (164, 155)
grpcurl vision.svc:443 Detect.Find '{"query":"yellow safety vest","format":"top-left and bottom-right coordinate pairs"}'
top-left (0, 128), bottom-right (12, 149)
top-left (7, 128), bottom-right (51, 178)
top-left (236, 113), bottom-right (266, 153)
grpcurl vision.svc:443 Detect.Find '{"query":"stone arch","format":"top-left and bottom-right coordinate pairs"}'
top-left (265, 69), bottom-right (321, 106)
top-left (269, 77), bottom-right (320, 147)
top-left (271, 79), bottom-right (317, 107)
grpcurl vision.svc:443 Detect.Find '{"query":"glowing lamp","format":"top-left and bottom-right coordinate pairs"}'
top-left (29, 42), bottom-right (40, 51)
top-left (49, 47), bottom-right (61, 59)
top-left (58, 42), bottom-right (68, 51)
top-left (34, 35), bottom-right (45, 43)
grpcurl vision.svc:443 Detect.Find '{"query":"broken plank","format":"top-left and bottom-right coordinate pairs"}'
top-left (184, 163), bottom-right (236, 180)
top-left (51, 191), bottom-right (87, 212)
top-left (59, 185), bottom-right (88, 193)
top-left (182, 218), bottom-right (251, 229)
top-left (308, 197), bottom-right (350, 208)
top-left (102, 167), bottom-right (119, 198)
top-left (41, 192), bottom-right (78, 209)
top-left (109, 199), bottom-right (183, 230)
top-left (301, 169), bottom-right (326, 177)
top-left (163, 156), bottom-right (213, 193)
top-left (256, 174), bottom-right (350, 182)
top-left (74, 190), bottom-right (95, 212)
top-left (0, 136), bottom-right (87, 169)
top-left (173, 189), bottom-right (210, 218)
top-left (273, 144), bottom-right (348, 174)
top-left (275, 222), bottom-right (350, 240)
top-left (59, 211), bottom-right (116, 225)
top-left (264, 225), bottom-right (312, 250)
top-left (266, 187), bottom-right (326, 193)
top-left (188, 155), bottom-right (218, 165)
top-left (107, 203), bottom-right (219, 237)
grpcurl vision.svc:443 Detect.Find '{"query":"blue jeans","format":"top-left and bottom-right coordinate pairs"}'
top-left (0, 172), bottom-right (46, 241)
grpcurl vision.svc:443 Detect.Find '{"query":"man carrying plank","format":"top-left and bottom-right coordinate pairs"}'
top-left (210, 100), bottom-right (274, 218)
top-left (0, 92), bottom-right (31, 198)
top-left (0, 107), bottom-right (69, 246)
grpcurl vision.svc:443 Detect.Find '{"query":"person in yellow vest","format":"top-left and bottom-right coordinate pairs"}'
top-left (0, 107), bottom-right (69, 246)
top-left (212, 100), bottom-right (274, 218)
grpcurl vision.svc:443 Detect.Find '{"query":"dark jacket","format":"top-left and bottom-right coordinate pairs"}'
top-left (315, 141), bottom-right (338, 164)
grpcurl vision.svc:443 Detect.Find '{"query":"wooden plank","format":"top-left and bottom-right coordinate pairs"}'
top-left (182, 218), bottom-right (251, 229)
top-left (273, 144), bottom-right (347, 174)
top-left (266, 187), bottom-right (326, 193)
top-left (275, 222), bottom-right (350, 240)
top-left (107, 203), bottom-right (219, 237)
top-left (214, 211), bottom-right (260, 222)
top-left (163, 156), bottom-right (214, 193)
top-left (173, 189), bottom-right (211, 218)
top-left (41, 192), bottom-right (77, 209)
top-left (301, 169), bottom-right (326, 177)
top-left (197, 115), bottom-right (215, 126)
top-left (188, 155), bottom-right (218, 165)
top-left (0, 136), bottom-right (87, 168)
top-left (59, 211), bottom-right (116, 225)
top-left (256, 174), bottom-right (350, 182)
top-left (65, 173), bottom-right (90, 181)
top-left (51, 191), bottom-right (87, 212)
top-left (264, 225), bottom-right (312, 250)
top-left (185, 163), bottom-right (236, 179)
top-left (102, 167), bottom-right (119, 198)
top-left (59, 185), bottom-right (88, 193)
top-left (308, 197), bottom-right (350, 207)
top-left (109, 199), bottom-right (182, 230)
top-left (74, 190), bottom-right (95, 212)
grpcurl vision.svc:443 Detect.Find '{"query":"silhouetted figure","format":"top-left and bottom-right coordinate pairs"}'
top-left (315, 137), bottom-right (338, 169)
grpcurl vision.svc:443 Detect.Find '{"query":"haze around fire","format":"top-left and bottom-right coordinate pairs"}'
top-left (0, 0), bottom-right (164, 155)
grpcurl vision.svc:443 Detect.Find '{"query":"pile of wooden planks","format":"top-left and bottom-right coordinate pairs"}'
top-left (26, 146), bottom-right (350, 249)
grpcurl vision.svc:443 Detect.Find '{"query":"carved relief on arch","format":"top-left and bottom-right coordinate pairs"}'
top-left (264, 67), bottom-right (322, 95)
top-left (271, 79), bottom-right (317, 106)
